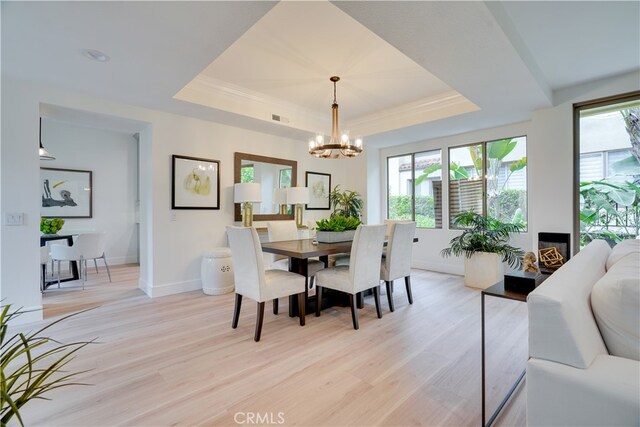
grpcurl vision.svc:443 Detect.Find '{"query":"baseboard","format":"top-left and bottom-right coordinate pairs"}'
top-left (413, 258), bottom-right (464, 276)
top-left (5, 305), bottom-right (44, 326)
top-left (138, 277), bottom-right (152, 297)
top-left (139, 278), bottom-right (202, 298)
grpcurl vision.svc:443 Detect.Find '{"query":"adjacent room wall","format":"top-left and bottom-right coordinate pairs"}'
top-left (39, 120), bottom-right (139, 265)
top-left (375, 71), bottom-right (640, 275)
top-left (0, 77), bottom-right (367, 323)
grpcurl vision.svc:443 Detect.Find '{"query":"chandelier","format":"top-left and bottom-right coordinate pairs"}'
top-left (308, 76), bottom-right (363, 158)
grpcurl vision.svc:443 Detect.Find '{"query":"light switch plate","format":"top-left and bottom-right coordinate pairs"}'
top-left (4, 212), bottom-right (24, 226)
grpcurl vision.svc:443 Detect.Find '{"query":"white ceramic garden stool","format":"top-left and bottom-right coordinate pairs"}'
top-left (201, 248), bottom-right (234, 295)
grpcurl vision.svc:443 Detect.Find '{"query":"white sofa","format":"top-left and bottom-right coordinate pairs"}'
top-left (527, 239), bottom-right (640, 426)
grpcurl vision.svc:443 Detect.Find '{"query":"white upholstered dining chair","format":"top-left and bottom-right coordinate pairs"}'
top-left (314, 224), bottom-right (386, 330)
top-left (50, 232), bottom-right (111, 289)
top-left (380, 221), bottom-right (416, 311)
top-left (267, 221), bottom-right (325, 314)
top-left (226, 226), bottom-right (307, 342)
top-left (332, 219), bottom-right (412, 267)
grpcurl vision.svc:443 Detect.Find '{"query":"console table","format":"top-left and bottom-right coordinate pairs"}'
top-left (481, 280), bottom-right (528, 427)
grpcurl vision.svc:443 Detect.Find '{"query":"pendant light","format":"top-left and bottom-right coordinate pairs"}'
top-left (39, 117), bottom-right (55, 160)
top-left (308, 76), bottom-right (363, 159)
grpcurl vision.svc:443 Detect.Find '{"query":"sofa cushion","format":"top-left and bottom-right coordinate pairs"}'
top-left (606, 239), bottom-right (640, 270)
top-left (591, 253), bottom-right (640, 361)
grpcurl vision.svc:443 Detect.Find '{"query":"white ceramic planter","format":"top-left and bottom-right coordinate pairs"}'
top-left (464, 252), bottom-right (503, 289)
top-left (316, 230), bottom-right (356, 243)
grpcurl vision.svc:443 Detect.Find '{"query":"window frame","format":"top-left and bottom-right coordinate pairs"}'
top-left (386, 149), bottom-right (443, 229)
top-left (573, 90), bottom-right (640, 253)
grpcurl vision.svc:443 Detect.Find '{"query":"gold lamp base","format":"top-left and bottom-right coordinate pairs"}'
top-left (242, 202), bottom-right (254, 227)
top-left (295, 204), bottom-right (304, 228)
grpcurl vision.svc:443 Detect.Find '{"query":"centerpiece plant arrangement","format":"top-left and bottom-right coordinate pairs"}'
top-left (441, 211), bottom-right (526, 289)
top-left (314, 186), bottom-right (363, 242)
top-left (40, 218), bottom-right (65, 235)
top-left (0, 304), bottom-right (93, 426)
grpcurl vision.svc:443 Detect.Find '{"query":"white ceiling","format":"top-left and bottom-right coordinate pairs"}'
top-left (2, 1), bottom-right (638, 147)
top-left (177, 1), bottom-right (478, 137)
top-left (499, 1), bottom-right (640, 89)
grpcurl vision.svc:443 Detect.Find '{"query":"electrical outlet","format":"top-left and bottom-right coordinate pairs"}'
top-left (170, 212), bottom-right (177, 221)
top-left (4, 212), bottom-right (24, 226)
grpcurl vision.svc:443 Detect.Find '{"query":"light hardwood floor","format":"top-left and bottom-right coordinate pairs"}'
top-left (13, 265), bottom-right (527, 426)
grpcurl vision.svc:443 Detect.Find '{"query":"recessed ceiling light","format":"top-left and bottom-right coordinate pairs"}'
top-left (82, 49), bottom-right (110, 62)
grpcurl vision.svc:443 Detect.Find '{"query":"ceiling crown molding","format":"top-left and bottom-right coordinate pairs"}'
top-left (347, 91), bottom-right (479, 137)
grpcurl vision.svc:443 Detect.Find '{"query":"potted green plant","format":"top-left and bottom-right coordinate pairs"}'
top-left (40, 217), bottom-right (65, 235)
top-left (314, 186), bottom-right (364, 243)
top-left (329, 185), bottom-right (363, 219)
top-left (441, 211), bottom-right (525, 288)
top-left (315, 216), bottom-right (362, 243)
top-left (1, 304), bottom-right (93, 425)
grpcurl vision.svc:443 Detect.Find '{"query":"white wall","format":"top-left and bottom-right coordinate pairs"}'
top-left (40, 120), bottom-right (139, 265)
top-left (374, 71), bottom-right (640, 275)
top-left (0, 76), bottom-right (367, 323)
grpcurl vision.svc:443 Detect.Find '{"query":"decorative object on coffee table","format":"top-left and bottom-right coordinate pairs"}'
top-left (523, 251), bottom-right (540, 273)
top-left (538, 232), bottom-right (571, 274)
top-left (539, 247), bottom-right (564, 270)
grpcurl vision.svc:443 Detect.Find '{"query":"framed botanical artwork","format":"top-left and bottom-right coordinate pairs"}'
top-left (41, 167), bottom-right (93, 218)
top-left (305, 171), bottom-right (331, 210)
top-left (172, 155), bottom-right (220, 210)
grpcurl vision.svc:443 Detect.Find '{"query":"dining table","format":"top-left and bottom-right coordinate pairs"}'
top-left (40, 234), bottom-right (79, 288)
top-left (261, 236), bottom-right (418, 316)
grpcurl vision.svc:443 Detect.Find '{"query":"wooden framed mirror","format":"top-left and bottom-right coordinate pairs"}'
top-left (234, 152), bottom-right (297, 222)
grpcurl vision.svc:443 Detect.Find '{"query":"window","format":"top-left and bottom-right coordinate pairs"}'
top-left (449, 137), bottom-right (527, 227)
top-left (387, 154), bottom-right (413, 221)
top-left (387, 150), bottom-right (442, 228)
top-left (575, 93), bottom-right (640, 248)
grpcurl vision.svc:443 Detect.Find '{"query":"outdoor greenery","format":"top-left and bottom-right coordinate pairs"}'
top-left (579, 106), bottom-right (640, 246)
top-left (388, 195), bottom-right (436, 228)
top-left (329, 185), bottom-right (363, 219)
top-left (488, 189), bottom-right (527, 225)
top-left (441, 211), bottom-right (526, 269)
top-left (315, 215), bottom-right (361, 232)
top-left (1, 304), bottom-right (93, 426)
top-left (580, 180), bottom-right (640, 246)
top-left (40, 218), bottom-right (64, 235)
top-left (240, 166), bottom-right (254, 183)
top-left (485, 139), bottom-right (527, 222)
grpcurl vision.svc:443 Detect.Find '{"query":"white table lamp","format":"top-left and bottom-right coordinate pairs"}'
top-left (234, 183), bottom-right (262, 227)
top-left (287, 187), bottom-right (309, 228)
top-left (273, 188), bottom-right (288, 215)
